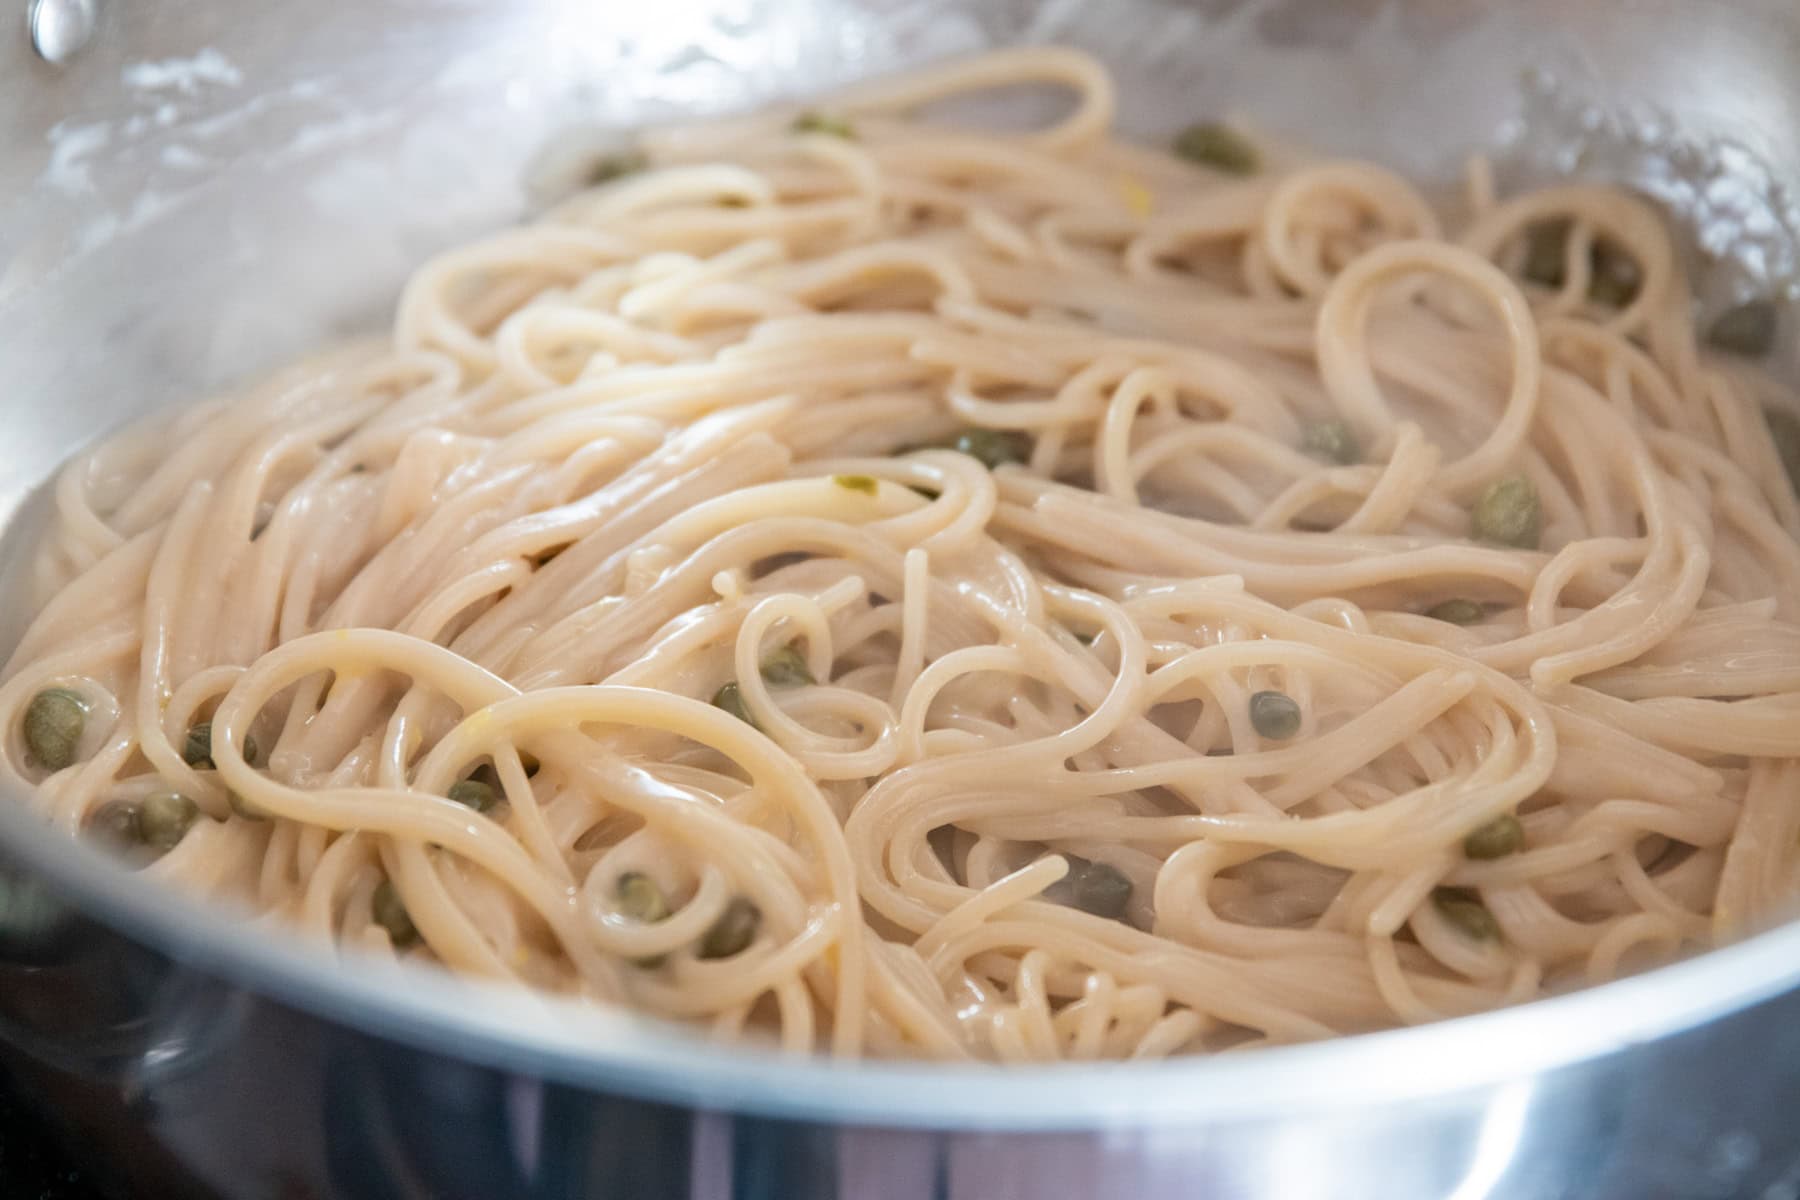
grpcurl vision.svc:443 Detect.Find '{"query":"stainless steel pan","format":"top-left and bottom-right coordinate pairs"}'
top-left (3, 2), bottom-right (1799, 1196)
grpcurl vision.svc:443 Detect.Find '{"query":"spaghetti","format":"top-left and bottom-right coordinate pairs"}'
top-left (3, 47), bottom-right (1798, 1061)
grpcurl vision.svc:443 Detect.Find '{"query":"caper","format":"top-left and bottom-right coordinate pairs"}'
top-left (1432, 887), bottom-right (1501, 941)
top-left (712, 681), bottom-right (757, 728)
top-left (1047, 854), bottom-right (1132, 920)
top-left (1765, 406), bottom-right (1800, 497)
top-left (760, 645), bottom-right (814, 689)
top-left (182, 722), bottom-right (214, 769)
top-left (1587, 241), bottom-right (1641, 308)
top-left (586, 150), bottom-right (648, 186)
top-left (1463, 813), bottom-right (1525, 860)
top-left (22, 688), bottom-right (89, 772)
top-left (1248, 690), bottom-right (1302, 740)
top-left (1707, 300), bottom-right (1777, 357)
top-left (952, 429), bottom-right (1029, 469)
top-left (372, 880), bottom-right (419, 949)
top-left (448, 778), bottom-right (499, 814)
top-left (698, 897), bottom-right (761, 959)
top-left (182, 721), bottom-right (258, 771)
top-left (615, 872), bottom-right (671, 967)
top-left (1172, 122), bottom-right (1258, 175)
top-left (1425, 599), bottom-right (1485, 625)
top-left (1470, 475), bottom-right (1542, 549)
top-left (140, 791), bottom-right (199, 852)
top-left (792, 111), bottom-right (856, 139)
top-left (832, 474), bottom-right (878, 495)
top-left (87, 801), bottom-right (144, 854)
top-left (616, 872), bottom-right (670, 925)
top-left (1301, 419), bottom-right (1360, 465)
top-left (1520, 221), bottom-right (1569, 288)
top-left (1520, 224), bottom-right (1638, 305)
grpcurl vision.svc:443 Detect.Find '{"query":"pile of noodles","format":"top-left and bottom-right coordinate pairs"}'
top-left (3, 47), bottom-right (1797, 1061)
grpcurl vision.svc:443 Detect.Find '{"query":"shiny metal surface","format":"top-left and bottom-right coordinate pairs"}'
top-left (3, 2), bottom-right (1800, 1196)
top-left (25, 0), bottom-right (99, 64)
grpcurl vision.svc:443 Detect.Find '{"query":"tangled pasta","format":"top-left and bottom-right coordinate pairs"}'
top-left (3, 47), bottom-right (1799, 1060)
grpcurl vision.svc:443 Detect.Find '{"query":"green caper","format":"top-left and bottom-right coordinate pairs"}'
top-left (616, 872), bottom-right (671, 967)
top-left (712, 681), bottom-right (757, 728)
top-left (372, 880), bottom-right (419, 949)
top-left (182, 721), bottom-right (258, 771)
top-left (586, 150), bottom-right (648, 186)
top-left (698, 897), bottom-right (761, 959)
top-left (1463, 813), bottom-right (1525, 860)
top-left (22, 688), bottom-right (89, 772)
top-left (182, 722), bottom-right (213, 768)
top-left (952, 429), bottom-right (1029, 470)
top-left (87, 801), bottom-right (144, 854)
top-left (1248, 690), bottom-right (1302, 740)
top-left (1432, 887), bottom-right (1501, 941)
top-left (792, 111), bottom-right (856, 139)
top-left (1587, 241), bottom-right (1641, 308)
top-left (1047, 854), bottom-right (1132, 920)
top-left (1470, 475), bottom-right (1542, 549)
top-left (1301, 419), bottom-right (1360, 465)
top-left (1765, 406), bottom-right (1800, 497)
top-left (1172, 122), bottom-right (1258, 175)
top-left (760, 645), bottom-right (815, 689)
top-left (448, 778), bottom-right (499, 814)
top-left (140, 791), bottom-right (199, 852)
top-left (1518, 224), bottom-right (1637, 303)
top-left (832, 474), bottom-right (878, 495)
top-left (1707, 300), bottom-right (1778, 357)
top-left (1520, 221), bottom-right (1569, 288)
top-left (1425, 599), bottom-right (1486, 625)
top-left (616, 872), bottom-right (671, 924)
